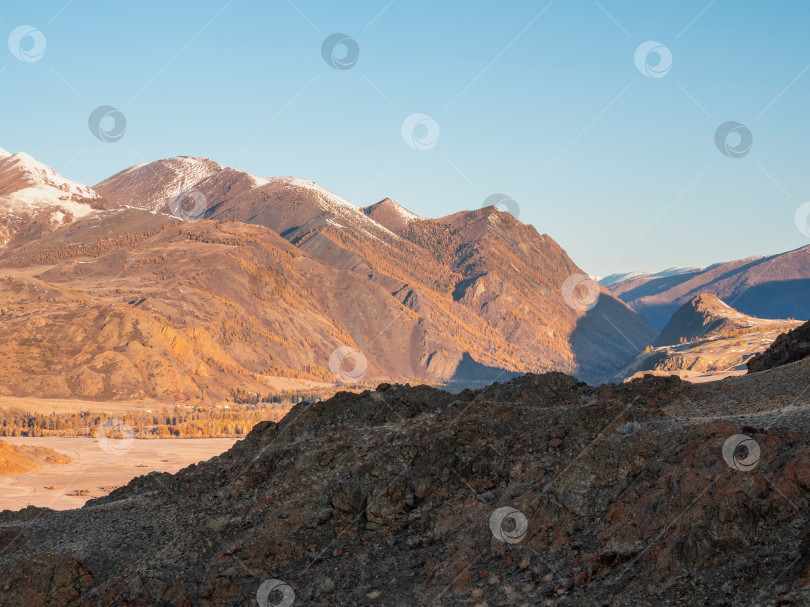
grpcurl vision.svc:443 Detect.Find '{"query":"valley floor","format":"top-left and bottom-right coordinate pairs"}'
top-left (0, 437), bottom-right (236, 511)
top-left (0, 395), bottom-right (166, 416)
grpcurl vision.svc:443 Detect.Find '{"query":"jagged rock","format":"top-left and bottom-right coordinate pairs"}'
top-left (747, 320), bottom-right (810, 373)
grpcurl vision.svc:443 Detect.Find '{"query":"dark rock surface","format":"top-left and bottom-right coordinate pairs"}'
top-left (2, 367), bottom-right (810, 605)
top-left (748, 320), bottom-right (810, 373)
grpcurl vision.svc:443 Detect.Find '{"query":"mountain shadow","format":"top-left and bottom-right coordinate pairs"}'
top-left (445, 352), bottom-right (520, 390)
top-left (570, 295), bottom-right (657, 384)
top-left (729, 279), bottom-right (810, 320)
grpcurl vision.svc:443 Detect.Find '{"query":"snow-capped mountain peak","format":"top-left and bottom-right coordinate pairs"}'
top-left (257, 176), bottom-right (400, 239)
top-left (599, 266), bottom-right (704, 288)
top-left (97, 157), bottom-right (400, 240)
top-left (1, 151), bottom-right (96, 199)
top-left (94, 156), bottom-right (223, 211)
top-left (0, 149), bottom-right (99, 246)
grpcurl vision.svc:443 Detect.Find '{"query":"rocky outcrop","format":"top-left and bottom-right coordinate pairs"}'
top-left (607, 297), bottom-right (802, 383)
top-left (2, 366), bottom-right (810, 605)
top-left (747, 319), bottom-right (810, 373)
top-left (0, 440), bottom-right (71, 476)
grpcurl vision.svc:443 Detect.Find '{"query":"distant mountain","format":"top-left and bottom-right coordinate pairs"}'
top-left (0, 151), bottom-right (98, 247)
top-left (0, 149), bottom-right (659, 399)
top-left (606, 294), bottom-right (800, 383)
top-left (600, 266), bottom-right (703, 288)
top-left (364, 197), bottom-right (422, 232)
top-left (605, 247), bottom-right (810, 329)
top-left (94, 156), bottom-right (223, 212)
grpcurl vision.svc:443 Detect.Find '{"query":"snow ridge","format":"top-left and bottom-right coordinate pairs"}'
top-left (0, 151), bottom-right (98, 237)
top-left (261, 176), bottom-right (400, 240)
top-left (2, 152), bottom-right (96, 198)
top-left (95, 156), bottom-right (223, 211)
top-left (600, 266), bottom-right (704, 287)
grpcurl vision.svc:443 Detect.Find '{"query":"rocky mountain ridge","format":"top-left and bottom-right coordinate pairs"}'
top-left (748, 318), bottom-right (810, 373)
top-left (654, 293), bottom-right (778, 347)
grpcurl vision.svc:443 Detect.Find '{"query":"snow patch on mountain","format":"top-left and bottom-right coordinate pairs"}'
top-left (249, 173), bottom-right (270, 188)
top-left (262, 177), bottom-right (400, 239)
top-left (95, 156), bottom-right (223, 211)
top-left (2, 152), bottom-right (96, 199)
top-left (168, 156), bottom-right (222, 187)
top-left (600, 266), bottom-right (704, 287)
top-left (392, 203), bottom-right (421, 222)
top-left (0, 152), bottom-right (97, 223)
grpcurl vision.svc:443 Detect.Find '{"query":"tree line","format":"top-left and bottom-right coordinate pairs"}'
top-left (0, 387), bottom-right (345, 439)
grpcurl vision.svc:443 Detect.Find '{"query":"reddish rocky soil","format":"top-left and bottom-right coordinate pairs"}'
top-left (2, 352), bottom-right (810, 605)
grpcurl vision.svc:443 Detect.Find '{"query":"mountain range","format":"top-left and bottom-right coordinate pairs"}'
top-left (0, 149), bottom-right (657, 401)
top-left (3, 147), bottom-right (810, 605)
top-left (603, 247), bottom-right (810, 329)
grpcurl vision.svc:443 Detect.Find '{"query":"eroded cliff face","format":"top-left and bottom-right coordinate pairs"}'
top-left (2, 364), bottom-right (810, 606)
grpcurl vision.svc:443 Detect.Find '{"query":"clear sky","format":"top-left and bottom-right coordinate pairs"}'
top-left (1, 1), bottom-right (808, 276)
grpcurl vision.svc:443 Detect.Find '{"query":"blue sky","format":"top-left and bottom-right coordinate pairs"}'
top-left (1, 1), bottom-right (808, 275)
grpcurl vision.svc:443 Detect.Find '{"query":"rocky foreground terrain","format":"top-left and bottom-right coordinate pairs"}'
top-left (2, 328), bottom-right (810, 605)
